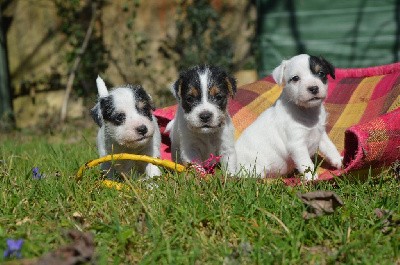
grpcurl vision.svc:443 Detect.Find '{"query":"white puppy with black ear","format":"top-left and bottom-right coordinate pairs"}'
top-left (236, 54), bottom-right (342, 180)
top-left (91, 76), bottom-right (161, 178)
top-left (166, 65), bottom-right (237, 173)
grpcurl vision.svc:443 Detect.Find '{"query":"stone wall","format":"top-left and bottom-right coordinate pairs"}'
top-left (4, 0), bottom-right (256, 127)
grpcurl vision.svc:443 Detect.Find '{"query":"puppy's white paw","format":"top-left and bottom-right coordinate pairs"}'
top-left (224, 162), bottom-right (237, 177)
top-left (303, 171), bottom-right (318, 181)
top-left (146, 164), bottom-right (161, 178)
top-left (330, 155), bottom-right (343, 169)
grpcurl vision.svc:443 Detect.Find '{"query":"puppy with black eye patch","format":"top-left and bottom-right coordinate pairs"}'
top-left (166, 65), bottom-right (237, 174)
top-left (91, 76), bottom-right (161, 178)
top-left (236, 54), bottom-right (342, 181)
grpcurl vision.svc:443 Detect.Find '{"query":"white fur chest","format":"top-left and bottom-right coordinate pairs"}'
top-left (189, 131), bottom-right (222, 160)
top-left (286, 103), bottom-right (327, 152)
top-left (304, 119), bottom-right (325, 155)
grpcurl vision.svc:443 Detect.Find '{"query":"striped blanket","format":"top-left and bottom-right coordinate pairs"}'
top-left (154, 63), bottom-right (400, 182)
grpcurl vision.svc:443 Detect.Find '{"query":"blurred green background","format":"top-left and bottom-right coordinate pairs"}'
top-left (256, 0), bottom-right (399, 76)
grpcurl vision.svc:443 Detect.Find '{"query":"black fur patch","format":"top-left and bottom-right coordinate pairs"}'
top-left (173, 66), bottom-right (203, 113)
top-left (100, 96), bottom-right (126, 126)
top-left (207, 66), bottom-right (237, 110)
top-left (96, 85), bottom-right (154, 126)
top-left (173, 65), bottom-right (237, 113)
top-left (90, 103), bottom-right (102, 127)
top-left (129, 85), bottom-right (154, 121)
top-left (309, 56), bottom-right (335, 84)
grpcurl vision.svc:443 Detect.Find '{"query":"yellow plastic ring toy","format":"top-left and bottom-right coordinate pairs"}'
top-left (76, 153), bottom-right (186, 190)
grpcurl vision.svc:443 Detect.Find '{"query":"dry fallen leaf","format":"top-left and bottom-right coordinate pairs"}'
top-left (34, 230), bottom-right (95, 265)
top-left (374, 208), bottom-right (400, 234)
top-left (72, 211), bottom-right (84, 224)
top-left (223, 242), bottom-right (253, 265)
top-left (392, 160), bottom-right (400, 180)
top-left (16, 217), bottom-right (31, 226)
top-left (297, 191), bottom-right (344, 219)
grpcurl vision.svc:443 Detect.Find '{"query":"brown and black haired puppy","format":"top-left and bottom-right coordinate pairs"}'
top-left (166, 65), bottom-right (237, 174)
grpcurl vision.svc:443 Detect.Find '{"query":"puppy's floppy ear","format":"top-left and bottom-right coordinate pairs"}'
top-left (213, 66), bottom-right (236, 98)
top-left (148, 94), bottom-right (156, 111)
top-left (96, 75), bottom-right (109, 97)
top-left (135, 85), bottom-right (157, 111)
top-left (171, 78), bottom-right (182, 100)
top-left (319, 56), bottom-right (335, 79)
top-left (225, 76), bottom-right (237, 98)
top-left (272, 60), bottom-right (287, 86)
top-left (91, 75), bottom-right (108, 127)
top-left (90, 102), bottom-right (103, 127)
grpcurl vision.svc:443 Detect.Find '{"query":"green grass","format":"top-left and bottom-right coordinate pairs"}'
top-left (0, 126), bottom-right (399, 264)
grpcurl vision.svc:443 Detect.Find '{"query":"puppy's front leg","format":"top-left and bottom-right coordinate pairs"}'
top-left (180, 144), bottom-right (202, 165)
top-left (319, 132), bottom-right (343, 169)
top-left (290, 146), bottom-right (316, 181)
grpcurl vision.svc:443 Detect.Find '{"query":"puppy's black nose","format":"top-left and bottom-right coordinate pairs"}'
top-left (199, 111), bottom-right (213, 123)
top-left (136, 125), bottom-right (148, 136)
top-left (308, 86), bottom-right (319, 95)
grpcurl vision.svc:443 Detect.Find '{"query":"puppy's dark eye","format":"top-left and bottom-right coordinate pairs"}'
top-left (290, 75), bottom-right (300, 82)
top-left (215, 94), bottom-right (223, 101)
top-left (114, 113), bottom-right (124, 123)
top-left (112, 112), bottom-right (126, 125)
top-left (317, 71), bottom-right (326, 78)
top-left (186, 95), bottom-right (194, 103)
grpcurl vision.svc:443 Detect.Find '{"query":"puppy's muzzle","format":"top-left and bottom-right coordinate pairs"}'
top-left (199, 111), bottom-right (213, 123)
top-left (136, 125), bottom-right (148, 136)
top-left (308, 86), bottom-right (319, 95)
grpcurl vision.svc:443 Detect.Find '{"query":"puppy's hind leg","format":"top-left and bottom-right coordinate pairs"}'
top-left (220, 149), bottom-right (237, 175)
top-left (319, 132), bottom-right (343, 169)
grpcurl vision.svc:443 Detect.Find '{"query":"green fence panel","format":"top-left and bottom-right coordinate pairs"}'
top-left (256, 0), bottom-right (399, 77)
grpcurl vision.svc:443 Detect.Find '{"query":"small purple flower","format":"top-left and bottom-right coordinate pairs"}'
top-left (3, 239), bottom-right (24, 259)
top-left (32, 167), bottom-right (43, 179)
